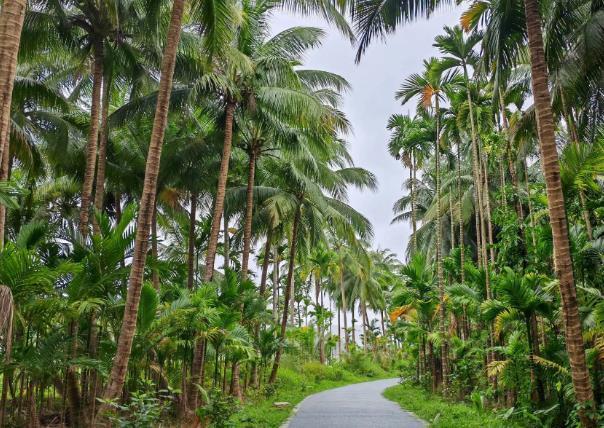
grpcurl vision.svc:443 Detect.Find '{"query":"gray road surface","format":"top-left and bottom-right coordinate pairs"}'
top-left (285, 378), bottom-right (425, 428)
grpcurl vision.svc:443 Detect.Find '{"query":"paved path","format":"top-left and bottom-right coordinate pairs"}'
top-left (285, 378), bottom-right (425, 428)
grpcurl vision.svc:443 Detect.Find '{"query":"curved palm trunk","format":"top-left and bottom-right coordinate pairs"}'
top-left (92, 72), bottom-right (112, 235)
top-left (434, 97), bottom-right (449, 392)
top-left (100, 0), bottom-right (186, 406)
top-left (79, 42), bottom-right (104, 237)
top-left (204, 101), bottom-right (236, 282)
top-left (241, 147), bottom-right (257, 280)
top-left (0, 0), bottom-right (27, 247)
top-left (523, 0), bottom-right (595, 424)
top-left (269, 203), bottom-right (301, 384)
top-left (187, 192), bottom-right (198, 290)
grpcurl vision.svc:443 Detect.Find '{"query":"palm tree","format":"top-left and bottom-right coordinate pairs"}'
top-left (482, 268), bottom-right (552, 402)
top-left (396, 58), bottom-right (454, 391)
top-left (522, 0), bottom-right (595, 422)
top-left (101, 0), bottom-right (187, 406)
top-left (387, 113), bottom-right (432, 253)
top-left (0, 0), bottom-right (28, 247)
top-left (433, 26), bottom-right (488, 282)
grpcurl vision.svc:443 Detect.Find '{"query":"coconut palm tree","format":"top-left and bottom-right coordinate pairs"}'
top-left (101, 0), bottom-right (188, 406)
top-left (0, 0), bottom-right (28, 246)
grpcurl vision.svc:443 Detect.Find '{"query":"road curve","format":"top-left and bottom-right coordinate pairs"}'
top-left (284, 378), bottom-right (425, 428)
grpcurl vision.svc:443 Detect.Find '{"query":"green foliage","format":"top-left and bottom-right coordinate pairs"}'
top-left (99, 390), bottom-right (170, 427)
top-left (197, 388), bottom-right (240, 428)
top-left (384, 382), bottom-right (525, 428)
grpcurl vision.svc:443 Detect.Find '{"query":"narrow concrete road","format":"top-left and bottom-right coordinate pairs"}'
top-left (285, 378), bottom-right (425, 428)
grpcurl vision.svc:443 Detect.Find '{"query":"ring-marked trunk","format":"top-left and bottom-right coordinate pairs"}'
top-left (204, 101), bottom-right (236, 282)
top-left (522, 0), bottom-right (595, 424)
top-left (100, 0), bottom-right (186, 406)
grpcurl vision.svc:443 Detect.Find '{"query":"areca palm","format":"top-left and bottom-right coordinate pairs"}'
top-left (387, 113), bottom-right (432, 253)
top-left (396, 57), bottom-right (455, 390)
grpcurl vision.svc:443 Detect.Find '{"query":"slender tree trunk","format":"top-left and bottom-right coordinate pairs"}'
top-left (457, 141), bottom-right (464, 283)
top-left (0, 286), bottom-right (13, 427)
top-left (230, 361), bottom-right (242, 402)
top-left (92, 72), bottom-right (112, 235)
top-left (187, 192), bottom-right (197, 290)
top-left (463, 66), bottom-right (490, 295)
top-left (269, 204), bottom-right (301, 384)
top-left (0, 0), bottom-right (27, 247)
top-left (339, 261), bottom-right (348, 351)
top-left (241, 147), bottom-right (257, 280)
top-left (434, 96), bottom-right (449, 392)
top-left (482, 155), bottom-right (495, 263)
top-left (204, 101), bottom-right (236, 282)
top-left (259, 228), bottom-right (272, 297)
top-left (151, 202), bottom-right (160, 290)
top-left (79, 41), bottom-right (104, 237)
top-left (100, 0), bottom-right (186, 407)
top-left (410, 151), bottom-right (417, 252)
top-left (523, 160), bottom-right (537, 248)
top-left (523, 0), bottom-right (595, 424)
top-left (500, 95), bottom-right (525, 220)
top-left (223, 210), bottom-right (230, 270)
top-left (272, 245), bottom-right (279, 323)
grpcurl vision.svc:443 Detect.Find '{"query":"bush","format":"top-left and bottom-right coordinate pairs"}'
top-left (196, 388), bottom-right (240, 428)
top-left (341, 350), bottom-right (387, 377)
top-left (301, 361), bottom-right (345, 382)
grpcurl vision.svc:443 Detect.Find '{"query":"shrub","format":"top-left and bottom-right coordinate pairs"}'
top-left (196, 388), bottom-right (240, 428)
top-left (301, 361), bottom-right (345, 382)
top-left (341, 350), bottom-right (386, 377)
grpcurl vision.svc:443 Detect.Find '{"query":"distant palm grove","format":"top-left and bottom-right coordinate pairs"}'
top-left (0, 0), bottom-right (602, 427)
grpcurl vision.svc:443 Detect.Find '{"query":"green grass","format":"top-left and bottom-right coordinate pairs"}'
top-left (383, 382), bottom-right (523, 428)
top-left (231, 359), bottom-right (395, 427)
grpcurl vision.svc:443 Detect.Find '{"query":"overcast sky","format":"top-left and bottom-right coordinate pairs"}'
top-left (272, 5), bottom-right (465, 260)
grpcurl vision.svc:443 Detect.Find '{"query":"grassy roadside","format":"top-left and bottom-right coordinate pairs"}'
top-left (383, 382), bottom-right (523, 428)
top-left (231, 359), bottom-right (395, 427)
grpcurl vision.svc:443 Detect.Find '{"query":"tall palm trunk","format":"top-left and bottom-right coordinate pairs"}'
top-left (259, 228), bottom-right (272, 297)
top-left (0, 0), bottom-right (27, 247)
top-left (339, 260), bottom-right (348, 351)
top-left (100, 0), bottom-right (186, 405)
top-left (272, 244), bottom-right (280, 323)
top-left (410, 151), bottom-right (417, 251)
top-left (241, 147), bottom-right (257, 280)
top-left (187, 192), bottom-right (197, 290)
top-left (92, 71), bottom-right (112, 235)
top-left (482, 155), bottom-right (495, 262)
top-left (269, 203), bottom-right (301, 384)
top-left (188, 338), bottom-right (206, 411)
top-left (457, 141), bottom-right (464, 284)
top-left (523, 0), bottom-right (595, 424)
top-left (151, 202), bottom-right (160, 290)
top-left (434, 96), bottom-right (449, 392)
top-left (204, 101), bottom-right (236, 282)
top-left (79, 41), bottom-right (104, 237)
top-left (500, 95), bottom-right (525, 220)
top-left (462, 66), bottom-right (490, 296)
